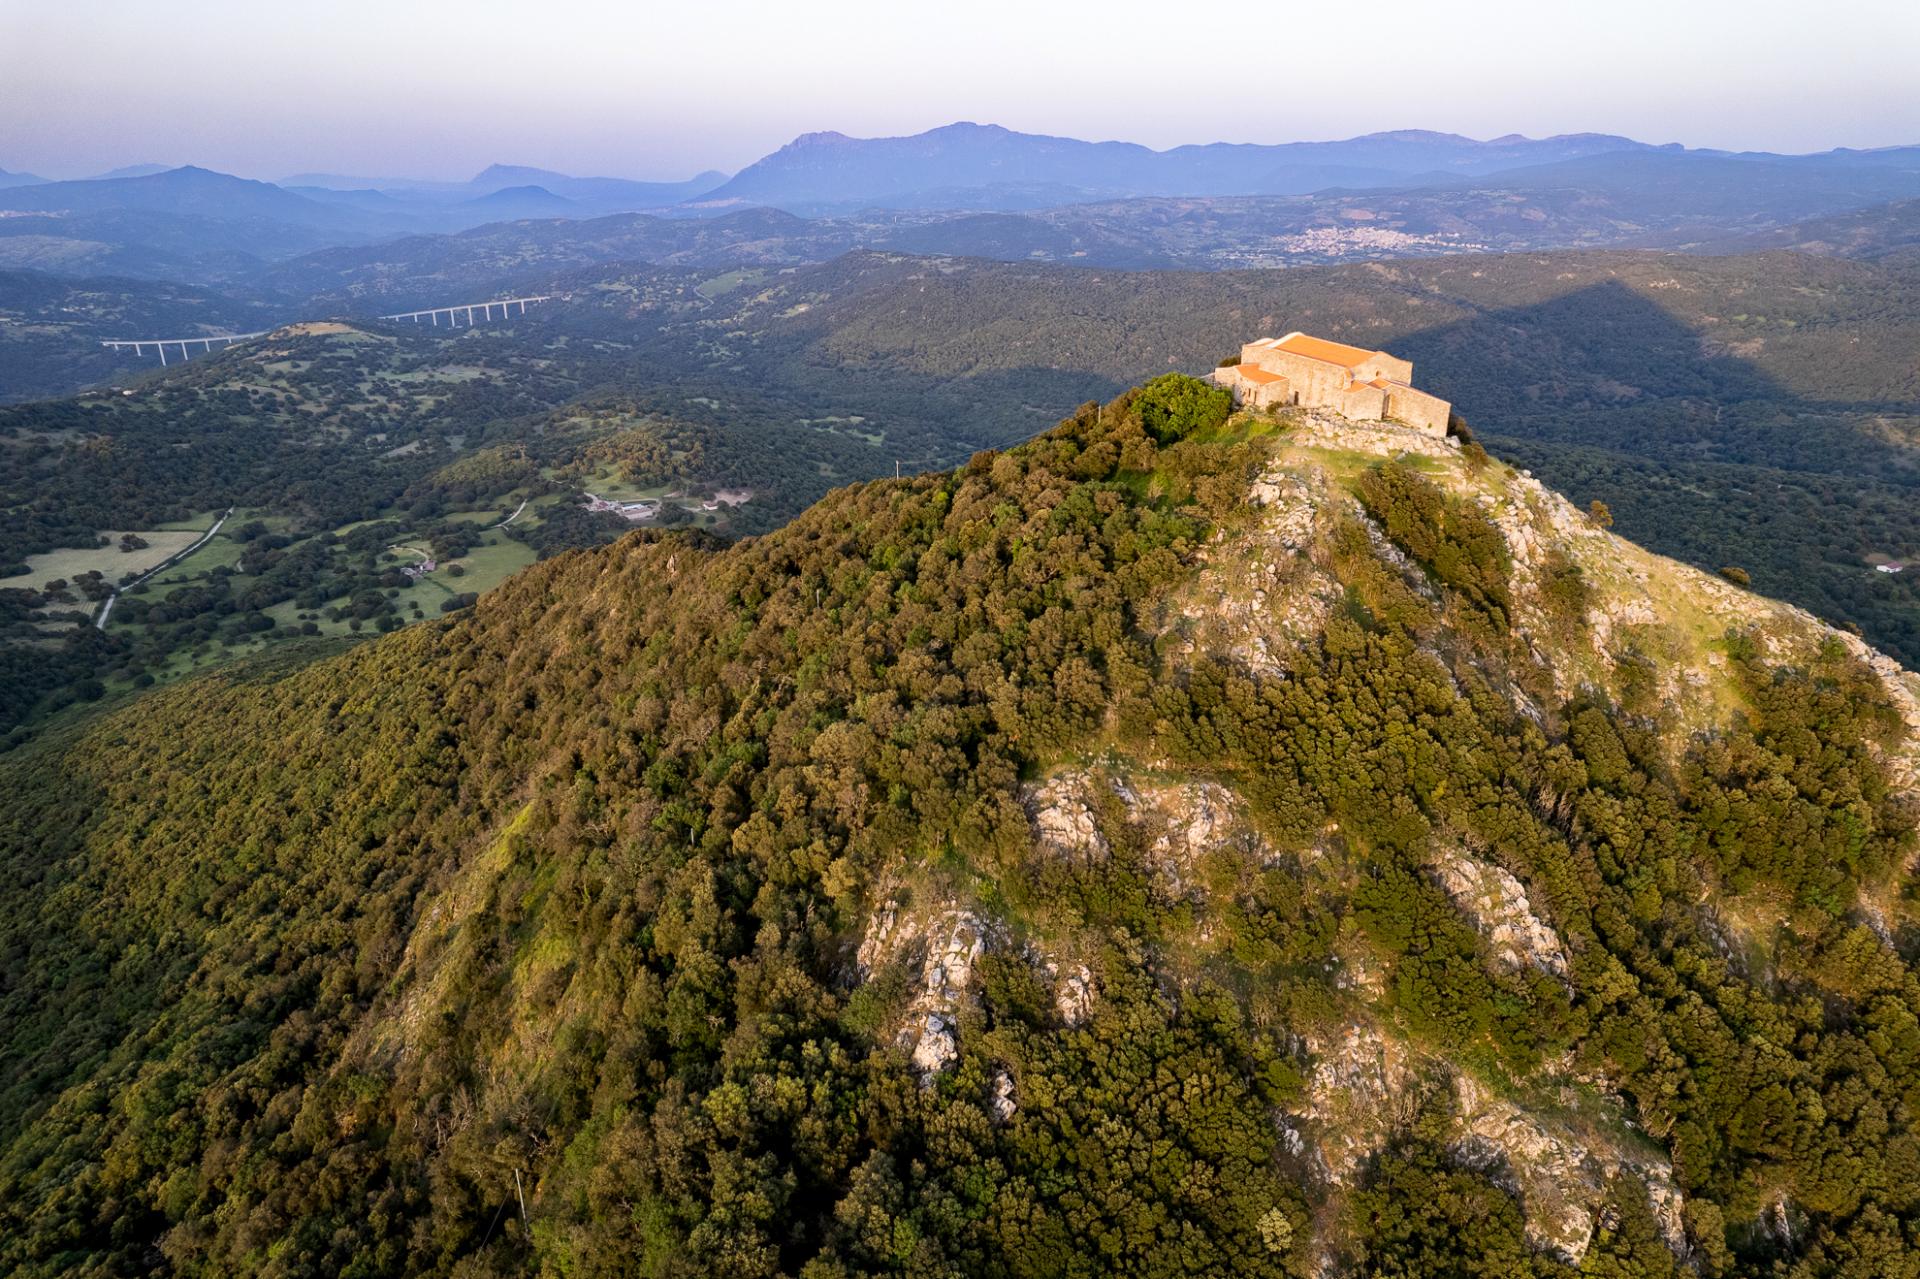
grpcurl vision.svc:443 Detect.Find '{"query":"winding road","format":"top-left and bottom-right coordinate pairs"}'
top-left (94, 507), bottom-right (234, 630)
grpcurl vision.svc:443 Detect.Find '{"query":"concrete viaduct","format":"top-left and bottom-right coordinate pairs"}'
top-left (99, 295), bottom-right (558, 365)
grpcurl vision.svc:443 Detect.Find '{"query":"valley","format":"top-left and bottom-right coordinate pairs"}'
top-left (5, 238), bottom-right (1920, 741)
top-left (7, 88), bottom-right (1920, 1276)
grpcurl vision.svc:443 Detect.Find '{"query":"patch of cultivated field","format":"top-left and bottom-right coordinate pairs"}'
top-left (442, 506), bottom-right (519, 527)
top-left (449, 536), bottom-right (538, 592)
top-left (25, 529), bottom-right (203, 583)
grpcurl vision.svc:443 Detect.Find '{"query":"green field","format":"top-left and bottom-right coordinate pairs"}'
top-left (25, 528), bottom-right (205, 584)
top-left (446, 534), bottom-right (538, 591)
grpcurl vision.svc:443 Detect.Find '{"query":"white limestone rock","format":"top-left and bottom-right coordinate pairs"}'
top-left (989, 1069), bottom-right (1017, 1123)
top-left (1026, 772), bottom-right (1109, 866)
top-left (898, 911), bottom-right (990, 1081)
top-left (1428, 846), bottom-right (1570, 981)
top-left (1054, 963), bottom-right (1095, 1026)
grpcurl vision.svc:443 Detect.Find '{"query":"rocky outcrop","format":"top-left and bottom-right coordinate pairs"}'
top-left (989, 1069), bottom-right (1017, 1123)
top-left (1028, 767), bottom-right (1280, 900)
top-left (1052, 961), bottom-right (1095, 1026)
top-left (900, 910), bottom-right (989, 1078)
top-left (1287, 410), bottom-right (1459, 460)
top-left (857, 901), bottom-right (994, 1080)
top-left (1428, 846), bottom-right (1570, 981)
top-left (855, 895), bottom-right (919, 979)
top-left (1168, 461), bottom-right (1341, 678)
top-left (1286, 1004), bottom-right (1687, 1264)
top-left (1026, 771), bottom-right (1109, 866)
top-left (1291, 1017), bottom-right (1424, 1187)
top-left (1452, 1074), bottom-right (1688, 1264)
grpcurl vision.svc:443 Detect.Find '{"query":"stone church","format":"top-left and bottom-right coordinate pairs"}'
top-left (1210, 332), bottom-right (1451, 435)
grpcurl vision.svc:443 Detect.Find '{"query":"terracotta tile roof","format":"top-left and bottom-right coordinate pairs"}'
top-left (1273, 331), bottom-right (1381, 369)
top-left (1235, 363), bottom-right (1284, 384)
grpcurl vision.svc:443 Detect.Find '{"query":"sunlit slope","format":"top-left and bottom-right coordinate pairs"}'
top-left (2, 380), bottom-right (1917, 1277)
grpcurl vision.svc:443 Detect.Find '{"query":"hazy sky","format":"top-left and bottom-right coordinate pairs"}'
top-left (4, 0), bottom-right (1917, 180)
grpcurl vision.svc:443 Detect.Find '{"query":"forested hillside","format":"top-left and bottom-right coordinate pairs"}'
top-left (0, 270), bottom-right (285, 404)
top-left (633, 249), bottom-right (1920, 660)
top-left (4, 380), bottom-right (1919, 1277)
top-left (8, 243), bottom-right (1918, 743)
top-left (0, 298), bottom-right (947, 737)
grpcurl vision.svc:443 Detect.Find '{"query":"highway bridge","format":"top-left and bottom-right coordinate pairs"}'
top-left (99, 295), bottom-right (558, 364)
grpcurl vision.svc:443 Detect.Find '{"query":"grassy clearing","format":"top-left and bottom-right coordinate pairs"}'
top-left (442, 506), bottom-right (521, 527)
top-left (142, 535), bottom-right (246, 593)
top-left (696, 269), bottom-right (764, 300)
top-left (379, 365), bottom-right (488, 385)
top-left (262, 597), bottom-right (362, 639)
top-left (26, 529), bottom-right (204, 584)
top-left (1192, 411), bottom-right (1291, 447)
top-left (448, 536), bottom-right (539, 594)
top-left (154, 509), bottom-right (227, 533)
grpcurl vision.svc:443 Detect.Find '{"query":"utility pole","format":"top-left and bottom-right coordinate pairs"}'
top-left (513, 1168), bottom-right (527, 1225)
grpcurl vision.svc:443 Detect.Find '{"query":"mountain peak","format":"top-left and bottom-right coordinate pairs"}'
top-left (927, 120), bottom-right (1011, 135)
top-left (86, 162), bottom-right (174, 180)
top-left (5, 374), bottom-right (1914, 1275)
top-left (473, 162), bottom-right (563, 184)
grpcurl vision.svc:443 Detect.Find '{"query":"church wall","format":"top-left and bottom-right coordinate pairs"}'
top-left (1383, 386), bottom-right (1450, 436)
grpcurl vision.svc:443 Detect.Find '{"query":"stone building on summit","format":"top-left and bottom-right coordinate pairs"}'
top-left (1210, 332), bottom-right (1451, 436)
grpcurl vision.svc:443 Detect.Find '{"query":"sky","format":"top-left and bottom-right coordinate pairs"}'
top-left (3, 0), bottom-right (1917, 181)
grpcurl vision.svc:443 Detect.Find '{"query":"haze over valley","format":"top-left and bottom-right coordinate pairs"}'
top-left (5, 3), bottom-right (1920, 1276)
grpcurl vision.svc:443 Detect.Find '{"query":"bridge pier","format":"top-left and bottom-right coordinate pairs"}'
top-left (105, 298), bottom-right (554, 364)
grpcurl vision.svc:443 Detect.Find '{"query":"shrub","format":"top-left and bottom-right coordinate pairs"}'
top-left (1130, 372), bottom-right (1232, 443)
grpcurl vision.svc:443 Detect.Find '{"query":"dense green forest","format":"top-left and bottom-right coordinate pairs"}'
top-left (0, 302), bottom-right (942, 737)
top-left (636, 248), bottom-right (1920, 662)
top-left (3, 378), bottom-right (1917, 1276)
top-left (5, 242), bottom-right (1918, 744)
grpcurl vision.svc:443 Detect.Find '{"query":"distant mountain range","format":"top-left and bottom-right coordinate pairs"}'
top-left (462, 164), bottom-right (728, 208)
top-left (280, 163), bottom-right (728, 215)
top-left (4, 125), bottom-right (1920, 290)
top-left (693, 123), bottom-right (1675, 212)
top-left (0, 162), bottom-right (735, 278)
top-left (86, 163), bottom-right (175, 180)
top-left (690, 123), bottom-right (1920, 214)
top-left (0, 165), bottom-right (359, 225)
